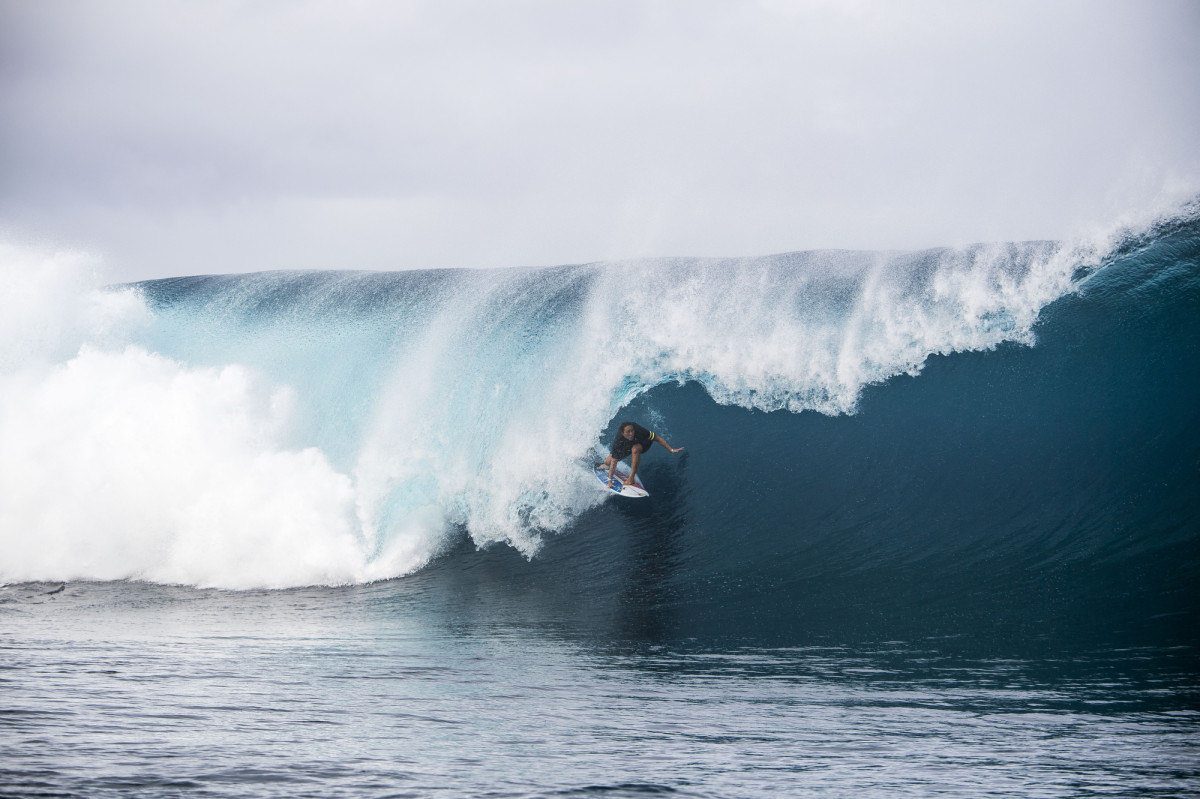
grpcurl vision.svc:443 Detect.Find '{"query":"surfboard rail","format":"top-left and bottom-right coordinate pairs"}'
top-left (593, 465), bottom-right (649, 498)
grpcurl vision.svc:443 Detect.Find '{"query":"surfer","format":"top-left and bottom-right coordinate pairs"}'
top-left (602, 422), bottom-right (684, 488)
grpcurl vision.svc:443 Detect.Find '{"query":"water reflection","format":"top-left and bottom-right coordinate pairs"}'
top-left (5, 580), bottom-right (1198, 799)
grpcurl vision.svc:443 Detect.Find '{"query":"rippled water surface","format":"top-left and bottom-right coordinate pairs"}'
top-left (2, 581), bottom-right (1197, 798)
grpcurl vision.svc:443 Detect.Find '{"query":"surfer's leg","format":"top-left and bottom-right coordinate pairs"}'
top-left (625, 445), bottom-right (644, 485)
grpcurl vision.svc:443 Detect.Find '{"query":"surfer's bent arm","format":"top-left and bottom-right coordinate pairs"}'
top-left (604, 454), bottom-right (619, 485)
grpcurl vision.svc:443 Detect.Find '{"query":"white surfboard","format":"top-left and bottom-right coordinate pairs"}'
top-left (594, 465), bottom-right (649, 498)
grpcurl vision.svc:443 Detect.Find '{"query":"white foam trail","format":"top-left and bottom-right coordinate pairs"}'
top-left (1, 346), bottom-right (353, 586)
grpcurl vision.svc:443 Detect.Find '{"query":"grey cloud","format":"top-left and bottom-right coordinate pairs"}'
top-left (1, 0), bottom-right (1197, 281)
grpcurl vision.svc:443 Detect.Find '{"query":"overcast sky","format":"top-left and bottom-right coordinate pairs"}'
top-left (2, 0), bottom-right (1198, 282)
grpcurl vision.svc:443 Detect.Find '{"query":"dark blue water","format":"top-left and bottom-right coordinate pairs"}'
top-left (2, 203), bottom-right (1198, 796)
top-left (3, 580), bottom-right (1197, 798)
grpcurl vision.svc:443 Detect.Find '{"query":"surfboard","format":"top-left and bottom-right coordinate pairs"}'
top-left (594, 465), bottom-right (649, 498)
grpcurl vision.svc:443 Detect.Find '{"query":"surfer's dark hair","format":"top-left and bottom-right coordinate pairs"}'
top-left (618, 421), bottom-right (635, 432)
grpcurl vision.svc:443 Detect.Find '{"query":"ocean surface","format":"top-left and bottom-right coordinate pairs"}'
top-left (2, 201), bottom-right (1198, 797)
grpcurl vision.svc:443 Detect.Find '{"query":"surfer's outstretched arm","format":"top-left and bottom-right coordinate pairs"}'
top-left (654, 435), bottom-right (685, 454)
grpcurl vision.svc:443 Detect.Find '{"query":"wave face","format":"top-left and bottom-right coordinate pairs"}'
top-left (1, 203), bottom-right (1197, 639)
